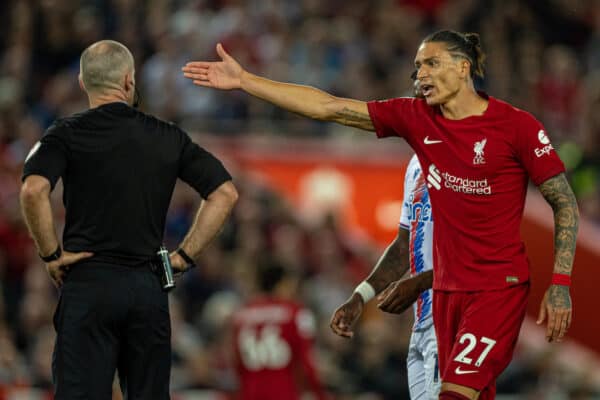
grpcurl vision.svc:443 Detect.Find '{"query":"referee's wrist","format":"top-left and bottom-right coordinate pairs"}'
top-left (176, 247), bottom-right (196, 270)
top-left (39, 245), bottom-right (62, 263)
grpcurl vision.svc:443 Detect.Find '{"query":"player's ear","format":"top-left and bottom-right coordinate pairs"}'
top-left (461, 60), bottom-right (470, 80)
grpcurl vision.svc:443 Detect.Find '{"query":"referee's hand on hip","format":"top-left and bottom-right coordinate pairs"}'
top-left (169, 251), bottom-right (189, 276)
top-left (46, 250), bottom-right (94, 288)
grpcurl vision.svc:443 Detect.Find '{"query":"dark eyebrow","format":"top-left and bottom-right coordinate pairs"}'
top-left (414, 56), bottom-right (440, 67)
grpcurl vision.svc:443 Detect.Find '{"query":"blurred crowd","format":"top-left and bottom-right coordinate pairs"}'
top-left (0, 0), bottom-right (599, 398)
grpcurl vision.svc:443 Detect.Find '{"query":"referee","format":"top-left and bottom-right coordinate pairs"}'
top-left (19, 40), bottom-right (238, 399)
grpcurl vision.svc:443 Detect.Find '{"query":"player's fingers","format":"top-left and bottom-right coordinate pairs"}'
top-left (536, 300), bottom-right (547, 324)
top-left (329, 318), bottom-right (352, 338)
top-left (192, 80), bottom-right (217, 87)
top-left (551, 311), bottom-right (564, 342)
top-left (69, 251), bottom-right (94, 263)
top-left (556, 313), bottom-right (569, 341)
top-left (331, 309), bottom-right (351, 330)
top-left (183, 72), bottom-right (209, 81)
top-left (329, 310), bottom-right (341, 325)
top-left (376, 292), bottom-right (390, 308)
top-left (379, 296), bottom-right (401, 313)
top-left (216, 43), bottom-right (231, 60)
top-left (53, 270), bottom-right (64, 288)
top-left (378, 292), bottom-right (397, 310)
top-left (389, 298), bottom-right (408, 314)
top-left (333, 326), bottom-right (353, 338)
top-left (183, 62), bottom-right (212, 70)
top-left (546, 307), bottom-right (556, 341)
top-left (377, 287), bottom-right (390, 302)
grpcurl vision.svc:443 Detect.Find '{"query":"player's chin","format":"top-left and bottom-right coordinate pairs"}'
top-left (424, 95), bottom-right (442, 106)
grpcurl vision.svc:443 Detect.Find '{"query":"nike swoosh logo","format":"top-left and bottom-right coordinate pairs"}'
top-left (455, 366), bottom-right (478, 375)
top-left (424, 136), bottom-right (443, 144)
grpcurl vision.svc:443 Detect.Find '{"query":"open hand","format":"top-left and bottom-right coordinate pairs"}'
top-left (182, 43), bottom-right (244, 90)
top-left (537, 284), bottom-right (572, 342)
top-left (330, 293), bottom-right (364, 339)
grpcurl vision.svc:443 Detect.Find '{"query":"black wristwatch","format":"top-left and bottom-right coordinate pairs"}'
top-left (176, 248), bottom-right (196, 270)
top-left (40, 246), bottom-right (62, 263)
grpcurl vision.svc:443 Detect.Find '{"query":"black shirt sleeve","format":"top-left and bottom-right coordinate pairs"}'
top-left (22, 122), bottom-right (68, 190)
top-left (178, 132), bottom-right (232, 199)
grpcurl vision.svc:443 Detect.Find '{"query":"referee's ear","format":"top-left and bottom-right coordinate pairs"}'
top-left (78, 75), bottom-right (87, 93)
top-left (123, 72), bottom-right (135, 97)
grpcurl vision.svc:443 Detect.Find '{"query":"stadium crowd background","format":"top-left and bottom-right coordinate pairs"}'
top-left (0, 0), bottom-right (599, 399)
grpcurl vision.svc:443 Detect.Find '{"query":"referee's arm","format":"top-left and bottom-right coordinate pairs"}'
top-left (20, 175), bottom-right (94, 287)
top-left (170, 180), bottom-right (238, 271)
top-left (20, 175), bottom-right (59, 256)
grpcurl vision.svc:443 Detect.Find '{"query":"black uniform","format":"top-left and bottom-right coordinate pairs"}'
top-left (22, 102), bottom-right (232, 399)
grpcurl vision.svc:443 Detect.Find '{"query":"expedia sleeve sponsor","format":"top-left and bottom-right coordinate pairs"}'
top-left (513, 112), bottom-right (565, 185)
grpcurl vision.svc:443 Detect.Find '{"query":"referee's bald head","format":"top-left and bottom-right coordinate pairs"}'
top-left (79, 40), bottom-right (135, 94)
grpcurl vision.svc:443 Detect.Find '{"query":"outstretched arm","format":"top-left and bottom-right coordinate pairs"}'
top-left (536, 173), bottom-right (579, 342)
top-left (182, 44), bottom-right (375, 131)
top-left (330, 228), bottom-right (410, 338)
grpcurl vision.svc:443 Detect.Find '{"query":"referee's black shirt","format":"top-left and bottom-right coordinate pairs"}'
top-left (22, 102), bottom-right (232, 265)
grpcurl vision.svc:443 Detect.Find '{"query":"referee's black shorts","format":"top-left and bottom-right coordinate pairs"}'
top-left (52, 262), bottom-right (171, 400)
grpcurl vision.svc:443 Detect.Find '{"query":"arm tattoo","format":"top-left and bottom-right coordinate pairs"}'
top-left (365, 229), bottom-right (410, 293)
top-left (538, 173), bottom-right (579, 276)
top-left (334, 107), bottom-right (375, 131)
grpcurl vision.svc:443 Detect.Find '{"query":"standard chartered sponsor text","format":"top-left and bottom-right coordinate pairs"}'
top-left (442, 172), bottom-right (492, 195)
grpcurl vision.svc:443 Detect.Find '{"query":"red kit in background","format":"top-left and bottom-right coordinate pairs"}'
top-left (231, 261), bottom-right (327, 400)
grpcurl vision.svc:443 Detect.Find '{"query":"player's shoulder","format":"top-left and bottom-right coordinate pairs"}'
top-left (490, 96), bottom-right (541, 126)
top-left (372, 96), bottom-right (431, 112)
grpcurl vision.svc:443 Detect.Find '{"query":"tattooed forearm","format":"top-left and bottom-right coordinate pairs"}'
top-left (365, 228), bottom-right (410, 293)
top-left (538, 173), bottom-right (579, 275)
top-left (334, 107), bottom-right (375, 131)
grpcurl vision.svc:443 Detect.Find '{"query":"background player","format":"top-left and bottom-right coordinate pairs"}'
top-left (182, 29), bottom-right (579, 400)
top-left (331, 153), bottom-right (439, 399)
top-left (230, 259), bottom-right (327, 400)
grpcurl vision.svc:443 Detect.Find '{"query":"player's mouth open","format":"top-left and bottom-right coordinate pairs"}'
top-left (421, 84), bottom-right (434, 96)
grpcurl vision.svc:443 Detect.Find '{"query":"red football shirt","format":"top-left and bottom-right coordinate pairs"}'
top-left (367, 94), bottom-right (565, 291)
top-left (232, 297), bottom-right (326, 400)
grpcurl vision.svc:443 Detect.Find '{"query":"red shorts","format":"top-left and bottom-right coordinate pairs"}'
top-left (433, 283), bottom-right (529, 398)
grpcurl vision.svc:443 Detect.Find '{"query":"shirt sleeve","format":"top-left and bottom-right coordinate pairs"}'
top-left (22, 123), bottom-right (68, 190)
top-left (367, 97), bottom-right (422, 139)
top-left (514, 112), bottom-right (565, 185)
top-left (178, 132), bottom-right (232, 199)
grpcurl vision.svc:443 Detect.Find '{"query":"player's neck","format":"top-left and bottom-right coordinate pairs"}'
top-left (439, 89), bottom-right (488, 120)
